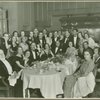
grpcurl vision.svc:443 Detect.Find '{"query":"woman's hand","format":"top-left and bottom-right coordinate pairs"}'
top-left (16, 61), bottom-right (25, 69)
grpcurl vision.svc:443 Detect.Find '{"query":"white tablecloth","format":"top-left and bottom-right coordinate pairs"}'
top-left (22, 68), bottom-right (65, 98)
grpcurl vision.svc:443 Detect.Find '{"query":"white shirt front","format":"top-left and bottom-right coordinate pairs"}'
top-left (55, 37), bottom-right (57, 42)
top-left (40, 39), bottom-right (43, 44)
top-left (55, 47), bottom-right (58, 53)
top-left (64, 38), bottom-right (68, 43)
top-left (32, 51), bottom-right (36, 59)
top-left (1, 59), bottom-right (13, 75)
top-left (74, 36), bottom-right (77, 47)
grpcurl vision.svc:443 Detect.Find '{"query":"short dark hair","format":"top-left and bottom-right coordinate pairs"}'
top-left (94, 47), bottom-right (100, 54)
top-left (84, 49), bottom-right (94, 59)
top-left (12, 31), bottom-right (18, 36)
top-left (24, 50), bottom-right (30, 55)
top-left (83, 41), bottom-right (89, 45)
top-left (73, 28), bottom-right (78, 32)
top-left (3, 32), bottom-right (8, 36)
top-left (84, 32), bottom-right (90, 38)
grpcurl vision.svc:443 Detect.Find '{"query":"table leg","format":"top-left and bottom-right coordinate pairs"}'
top-left (28, 89), bottom-right (30, 98)
top-left (23, 88), bottom-right (26, 98)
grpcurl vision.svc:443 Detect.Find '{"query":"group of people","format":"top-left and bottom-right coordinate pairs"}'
top-left (0, 28), bottom-right (100, 98)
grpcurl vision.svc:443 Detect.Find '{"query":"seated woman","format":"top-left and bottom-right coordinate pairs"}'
top-left (84, 32), bottom-right (99, 49)
top-left (40, 43), bottom-right (54, 61)
top-left (23, 50), bottom-right (32, 67)
top-left (12, 31), bottom-right (19, 44)
top-left (9, 46), bottom-right (25, 97)
top-left (63, 49), bottom-right (95, 98)
top-left (9, 36), bottom-right (18, 56)
top-left (65, 41), bottom-right (77, 56)
top-left (64, 52), bottom-right (79, 75)
top-left (19, 37), bottom-right (29, 52)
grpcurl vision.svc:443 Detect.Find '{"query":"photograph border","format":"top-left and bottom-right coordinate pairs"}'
top-left (0, 0), bottom-right (100, 100)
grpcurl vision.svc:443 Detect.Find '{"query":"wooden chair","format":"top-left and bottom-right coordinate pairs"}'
top-left (93, 65), bottom-right (100, 82)
top-left (0, 77), bottom-right (10, 97)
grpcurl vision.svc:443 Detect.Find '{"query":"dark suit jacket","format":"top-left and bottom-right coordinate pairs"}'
top-left (37, 37), bottom-right (46, 49)
top-left (71, 36), bottom-right (79, 49)
top-left (0, 60), bottom-right (9, 78)
top-left (62, 37), bottom-right (70, 53)
top-left (0, 38), bottom-right (7, 55)
top-left (51, 37), bottom-right (60, 52)
top-left (52, 46), bottom-right (62, 55)
top-left (30, 49), bottom-right (40, 63)
top-left (34, 36), bottom-right (39, 44)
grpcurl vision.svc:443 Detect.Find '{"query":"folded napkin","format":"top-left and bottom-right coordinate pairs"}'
top-left (8, 69), bottom-right (23, 86)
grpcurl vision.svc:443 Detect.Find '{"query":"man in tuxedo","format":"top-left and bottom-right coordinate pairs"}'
top-left (37, 32), bottom-right (46, 49)
top-left (71, 29), bottom-right (79, 49)
top-left (0, 49), bottom-right (14, 97)
top-left (30, 43), bottom-right (40, 63)
top-left (52, 41), bottom-right (62, 55)
top-left (0, 49), bottom-right (13, 79)
top-left (51, 31), bottom-right (59, 51)
top-left (33, 28), bottom-right (39, 44)
top-left (42, 29), bottom-right (47, 39)
top-left (0, 37), bottom-right (7, 56)
top-left (62, 30), bottom-right (71, 53)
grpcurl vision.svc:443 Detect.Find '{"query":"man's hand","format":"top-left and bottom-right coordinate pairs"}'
top-left (98, 68), bottom-right (100, 72)
top-left (0, 76), bottom-right (2, 79)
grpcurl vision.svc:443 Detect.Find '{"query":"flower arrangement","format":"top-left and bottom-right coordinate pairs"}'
top-left (50, 54), bottom-right (64, 64)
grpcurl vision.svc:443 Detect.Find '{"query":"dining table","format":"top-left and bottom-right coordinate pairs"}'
top-left (21, 66), bottom-right (66, 98)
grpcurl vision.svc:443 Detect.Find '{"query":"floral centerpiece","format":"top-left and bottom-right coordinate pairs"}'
top-left (50, 54), bottom-right (64, 64)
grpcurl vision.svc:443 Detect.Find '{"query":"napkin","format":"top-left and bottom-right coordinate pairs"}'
top-left (8, 69), bottom-right (23, 86)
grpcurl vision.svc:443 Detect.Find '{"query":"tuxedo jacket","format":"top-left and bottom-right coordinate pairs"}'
top-left (51, 37), bottom-right (60, 51)
top-left (0, 60), bottom-right (9, 78)
top-left (52, 37), bottom-right (59, 45)
top-left (37, 37), bottom-right (46, 49)
top-left (29, 49), bottom-right (40, 63)
top-left (62, 37), bottom-right (70, 53)
top-left (0, 38), bottom-right (7, 55)
top-left (71, 36), bottom-right (79, 49)
top-left (52, 46), bottom-right (62, 55)
top-left (34, 36), bottom-right (39, 44)
top-left (40, 51), bottom-right (52, 61)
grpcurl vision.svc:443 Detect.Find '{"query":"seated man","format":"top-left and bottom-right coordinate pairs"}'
top-left (52, 41), bottom-right (62, 56)
top-left (0, 49), bottom-right (13, 97)
top-left (0, 49), bottom-right (13, 79)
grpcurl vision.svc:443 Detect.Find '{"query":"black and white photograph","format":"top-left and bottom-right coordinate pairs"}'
top-left (0, 0), bottom-right (100, 99)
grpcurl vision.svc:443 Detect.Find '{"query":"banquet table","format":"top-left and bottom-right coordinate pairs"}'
top-left (21, 67), bottom-right (66, 98)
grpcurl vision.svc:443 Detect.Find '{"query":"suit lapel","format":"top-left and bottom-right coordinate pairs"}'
top-left (0, 60), bottom-right (9, 75)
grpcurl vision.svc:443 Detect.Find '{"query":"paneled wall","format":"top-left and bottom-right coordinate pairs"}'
top-left (17, 2), bottom-right (35, 31)
top-left (0, 2), bottom-right (35, 34)
top-left (34, 2), bottom-right (100, 30)
top-left (0, 2), bottom-right (18, 34)
top-left (1, 2), bottom-right (100, 33)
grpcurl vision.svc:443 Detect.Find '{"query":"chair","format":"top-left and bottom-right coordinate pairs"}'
top-left (0, 77), bottom-right (10, 97)
top-left (93, 64), bottom-right (100, 82)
